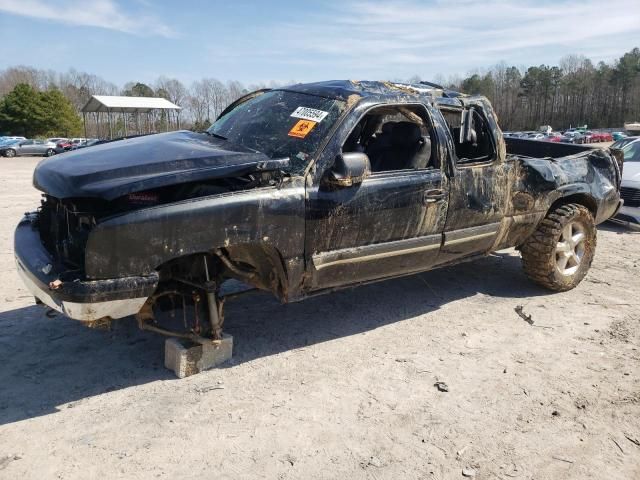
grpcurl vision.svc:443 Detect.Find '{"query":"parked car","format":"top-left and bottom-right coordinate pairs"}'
top-left (612, 132), bottom-right (627, 141)
top-left (0, 139), bottom-right (21, 150)
top-left (527, 133), bottom-right (546, 140)
top-left (1, 139), bottom-right (57, 157)
top-left (70, 138), bottom-right (100, 150)
top-left (0, 136), bottom-right (26, 144)
top-left (54, 140), bottom-right (73, 154)
top-left (560, 131), bottom-right (585, 144)
top-left (545, 132), bottom-right (563, 143)
top-left (601, 132), bottom-right (613, 142)
top-left (47, 137), bottom-right (68, 144)
top-left (611, 136), bottom-right (638, 149)
top-left (588, 132), bottom-right (603, 142)
top-left (15, 80), bottom-right (621, 349)
top-left (611, 138), bottom-right (640, 229)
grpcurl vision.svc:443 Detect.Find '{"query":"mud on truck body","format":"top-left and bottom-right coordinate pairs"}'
top-left (15, 80), bottom-right (623, 342)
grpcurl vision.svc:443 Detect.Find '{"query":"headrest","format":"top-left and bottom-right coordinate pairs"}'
top-left (381, 121), bottom-right (397, 135)
top-left (391, 122), bottom-right (422, 146)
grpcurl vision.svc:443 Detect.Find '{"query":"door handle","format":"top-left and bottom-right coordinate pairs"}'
top-left (424, 189), bottom-right (445, 203)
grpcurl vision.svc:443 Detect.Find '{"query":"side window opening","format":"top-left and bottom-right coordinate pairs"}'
top-left (440, 107), bottom-right (495, 164)
top-left (342, 105), bottom-right (438, 173)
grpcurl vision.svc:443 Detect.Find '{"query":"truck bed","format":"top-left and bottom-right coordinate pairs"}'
top-left (505, 137), bottom-right (594, 159)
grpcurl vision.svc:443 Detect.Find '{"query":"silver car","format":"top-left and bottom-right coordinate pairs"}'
top-left (612, 138), bottom-right (640, 229)
top-left (0, 139), bottom-right (57, 157)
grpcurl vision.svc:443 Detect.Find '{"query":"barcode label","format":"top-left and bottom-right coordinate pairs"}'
top-left (291, 106), bottom-right (329, 123)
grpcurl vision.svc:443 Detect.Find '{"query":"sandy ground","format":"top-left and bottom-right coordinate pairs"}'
top-left (0, 155), bottom-right (638, 480)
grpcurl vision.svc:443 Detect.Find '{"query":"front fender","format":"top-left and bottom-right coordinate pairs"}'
top-left (84, 182), bottom-right (305, 279)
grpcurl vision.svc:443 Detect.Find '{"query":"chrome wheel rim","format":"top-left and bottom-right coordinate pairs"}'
top-left (555, 221), bottom-right (586, 276)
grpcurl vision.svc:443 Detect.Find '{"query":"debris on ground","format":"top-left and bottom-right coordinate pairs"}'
top-left (456, 445), bottom-right (469, 459)
top-left (2, 157), bottom-right (639, 480)
top-left (194, 384), bottom-right (225, 394)
top-left (515, 305), bottom-right (534, 325)
top-left (552, 456), bottom-right (574, 464)
top-left (611, 437), bottom-right (625, 454)
top-left (462, 467), bottom-right (477, 477)
top-left (625, 434), bottom-right (640, 447)
top-left (434, 381), bottom-right (449, 392)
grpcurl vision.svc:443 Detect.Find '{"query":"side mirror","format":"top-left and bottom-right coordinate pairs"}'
top-left (326, 152), bottom-right (371, 187)
top-left (460, 108), bottom-right (475, 144)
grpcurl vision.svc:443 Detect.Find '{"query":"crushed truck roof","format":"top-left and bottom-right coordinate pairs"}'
top-left (283, 80), bottom-right (467, 106)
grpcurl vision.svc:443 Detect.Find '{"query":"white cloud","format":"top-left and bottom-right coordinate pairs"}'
top-left (0, 0), bottom-right (176, 37)
top-left (210, 0), bottom-right (640, 79)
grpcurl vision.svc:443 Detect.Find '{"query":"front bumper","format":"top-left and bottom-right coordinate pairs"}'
top-left (14, 216), bottom-right (158, 321)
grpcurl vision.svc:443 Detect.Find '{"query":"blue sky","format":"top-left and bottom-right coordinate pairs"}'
top-left (1, 0), bottom-right (639, 87)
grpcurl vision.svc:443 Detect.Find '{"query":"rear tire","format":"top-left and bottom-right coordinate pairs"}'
top-left (4, 149), bottom-right (16, 158)
top-left (520, 203), bottom-right (596, 291)
top-left (45, 148), bottom-right (55, 157)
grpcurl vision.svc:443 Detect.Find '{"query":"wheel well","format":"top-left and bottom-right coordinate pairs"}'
top-left (154, 244), bottom-right (288, 299)
top-left (220, 243), bottom-right (288, 299)
top-left (549, 193), bottom-right (597, 218)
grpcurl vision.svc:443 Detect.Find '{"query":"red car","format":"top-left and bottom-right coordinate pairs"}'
top-left (589, 132), bottom-right (603, 142)
top-left (583, 131), bottom-right (595, 143)
top-left (600, 132), bottom-right (613, 142)
top-left (589, 132), bottom-right (613, 143)
top-left (54, 140), bottom-right (72, 154)
top-left (545, 133), bottom-right (562, 142)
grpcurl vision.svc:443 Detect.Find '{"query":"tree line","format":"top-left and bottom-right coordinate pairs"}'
top-left (0, 47), bottom-right (638, 137)
top-left (447, 48), bottom-right (640, 131)
top-left (0, 66), bottom-right (277, 137)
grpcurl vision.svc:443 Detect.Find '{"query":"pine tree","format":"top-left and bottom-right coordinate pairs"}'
top-left (40, 89), bottom-right (82, 137)
top-left (0, 83), bottom-right (47, 136)
top-left (0, 83), bottom-right (82, 137)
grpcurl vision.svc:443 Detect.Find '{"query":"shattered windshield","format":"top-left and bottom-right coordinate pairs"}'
top-left (208, 90), bottom-right (345, 174)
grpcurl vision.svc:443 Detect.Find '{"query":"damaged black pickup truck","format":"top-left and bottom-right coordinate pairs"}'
top-left (15, 80), bottom-right (623, 341)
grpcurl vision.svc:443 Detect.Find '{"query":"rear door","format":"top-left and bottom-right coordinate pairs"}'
top-left (437, 103), bottom-right (509, 263)
top-left (32, 140), bottom-right (46, 155)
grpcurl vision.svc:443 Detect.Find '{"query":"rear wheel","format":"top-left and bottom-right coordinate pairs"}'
top-left (45, 148), bottom-right (55, 157)
top-left (4, 149), bottom-right (16, 158)
top-left (520, 204), bottom-right (596, 291)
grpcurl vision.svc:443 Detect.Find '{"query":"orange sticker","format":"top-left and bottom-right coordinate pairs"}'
top-left (288, 119), bottom-right (317, 138)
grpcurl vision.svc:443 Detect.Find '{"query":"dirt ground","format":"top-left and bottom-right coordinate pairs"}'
top-left (0, 155), bottom-right (638, 480)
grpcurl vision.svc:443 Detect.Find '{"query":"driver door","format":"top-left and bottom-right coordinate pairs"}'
top-left (19, 140), bottom-right (34, 155)
top-left (304, 103), bottom-right (448, 291)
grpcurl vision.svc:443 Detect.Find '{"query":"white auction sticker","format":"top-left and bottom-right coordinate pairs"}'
top-left (291, 106), bottom-right (329, 123)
